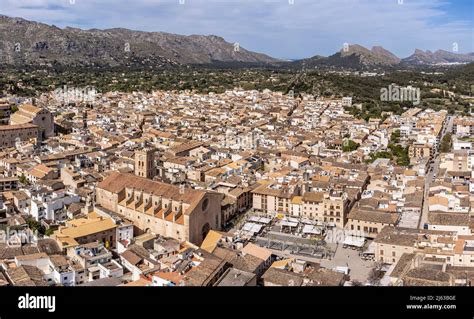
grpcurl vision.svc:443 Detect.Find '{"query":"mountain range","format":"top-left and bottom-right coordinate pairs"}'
top-left (401, 49), bottom-right (474, 65)
top-left (294, 44), bottom-right (474, 69)
top-left (0, 15), bottom-right (278, 68)
top-left (0, 15), bottom-right (473, 69)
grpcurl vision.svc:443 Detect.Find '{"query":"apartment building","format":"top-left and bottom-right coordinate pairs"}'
top-left (252, 183), bottom-right (298, 215)
top-left (408, 143), bottom-right (433, 160)
top-left (346, 206), bottom-right (399, 239)
top-left (30, 190), bottom-right (81, 222)
top-left (453, 117), bottom-right (474, 138)
top-left (52, 213), bottom-right (118, 250)
top-left (300, 191), bottom-right (350, 228)
top-left (374, 226), bottom-right (457, 265)
top-left (0, 177), bottom-right (18, 191)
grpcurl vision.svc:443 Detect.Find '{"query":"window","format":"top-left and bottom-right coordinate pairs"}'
top-left (202, 198), bottom-right (209, 211)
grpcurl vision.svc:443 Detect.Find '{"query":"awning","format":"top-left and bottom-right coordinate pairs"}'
top-left (302, 224), bottom-right (323, 235)
top-left (335, 266), bottom-right (349, 275)
top-left (300, 218), bottom-right (316, 225)
top-left (343, 235), bottom-right (365, 247)
top-left (241, 222), bottom-right (263, 234)
top-left (363, 241), bottom-right (376, 255)
top-left (278, 220), bottom-right (298, 227)
top-left (247, 216), bottom-right (272, 224)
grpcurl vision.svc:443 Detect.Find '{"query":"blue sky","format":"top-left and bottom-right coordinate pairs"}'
top-left (1, 0), bottom-right (473, 59)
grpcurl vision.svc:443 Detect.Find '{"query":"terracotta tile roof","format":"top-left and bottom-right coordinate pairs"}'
top-left (19, 104), bottom-right (42, 114)
top-left (242, 243), bottom-right (272, 261)
top-left (302, 192), bottom-right (325, 202)
top-left (53, 215), bottom-right (116, 240)
top-left (121, 250), bottom-right (142, 265)
top-left (98, 172), bottom-right (206, 212)
top-left (348, 208), bottom-right (398, 225)
top-left (428, 212), bottom-right (470, 226)
top-left (0, 123), bottom-right (38, 131)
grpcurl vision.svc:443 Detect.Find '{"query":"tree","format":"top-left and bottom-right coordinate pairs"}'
top-left (26, 218), bottom-right (47, 236)
top-left (27, 218), bottom-right (41, 231)
top-left (389, 144), bottom-right (410, 167)
top-left (367, 263), bottom-right (384, 286)
top-left (367, 151), bottom-right (392, 163)
top-left (18, 174), bottom-right (28, 185)
top-left (390, 129), bottom-right (401, 144)
top-left (440, 133), bottom-right (452, 153)
top-left (342, 139), bottom-right (360, 152)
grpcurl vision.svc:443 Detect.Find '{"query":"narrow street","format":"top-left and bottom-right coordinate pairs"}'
top-left (418, 115), bottom-right (454, 229)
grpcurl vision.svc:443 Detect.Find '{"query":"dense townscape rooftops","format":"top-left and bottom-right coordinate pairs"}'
top-left (0, 86), bottom-right (470, 287)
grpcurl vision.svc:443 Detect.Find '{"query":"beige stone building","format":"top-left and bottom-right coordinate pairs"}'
top-left (374, 226), bottom-right (457, 265)
top-left (0, 123), bottom-right (38, 148)
top-left (252, 183), bottom-right (298, 215)
top-left (61, 166), bottom-right (86, 189)
top-left (346, 208), bottom-right (399, 238)
top-left (408, 143), bottom-right (433, 160)
top-left (301, 191), bottom-right (350, 228)
top-left (134, 148), bottom-right (156, 179)
top-left (10, 104), bottom-right (54, 139)
top-left (52, 213), bottom-right (118, 250)
top-left (388, 253), bottom-right (456, 286)
top-left (96, 172), bottom-right (223, 245)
